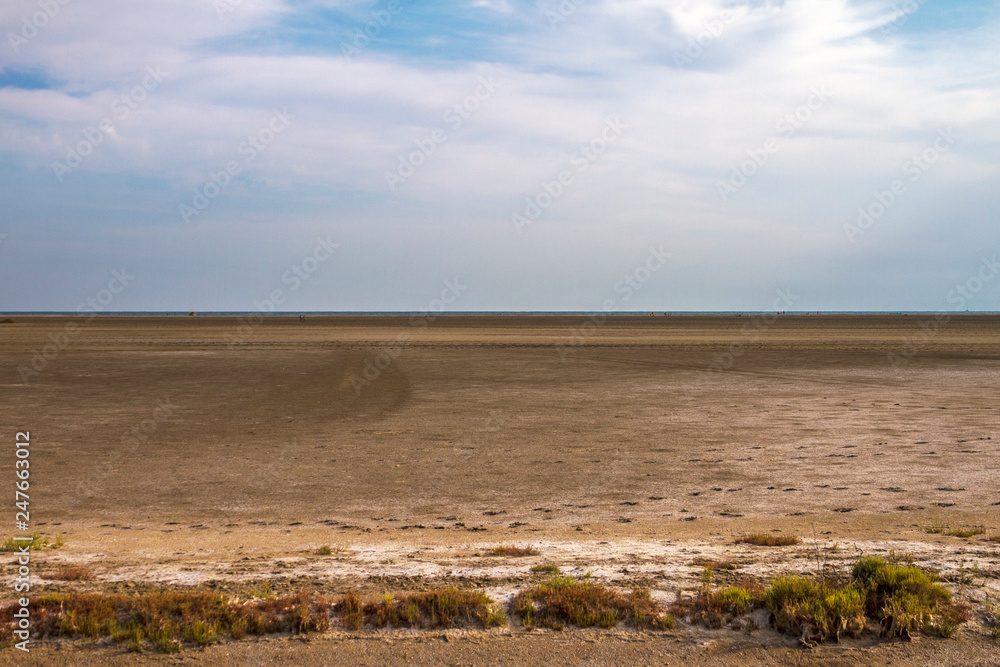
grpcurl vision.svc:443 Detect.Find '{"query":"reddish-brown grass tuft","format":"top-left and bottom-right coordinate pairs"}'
top-left (51, 565), bottom-right (94, 581)
top-left (0, 589), bottom-right (330, 651)
top-left (511, 575), bottom-right (673, 631)
top-left (350, 588), bottom-right (500, 630)
top-left (487, 544), bottom-right (540, 557)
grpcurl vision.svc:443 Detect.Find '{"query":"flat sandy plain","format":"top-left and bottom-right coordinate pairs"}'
top-left (1, 314), bottom-right (999, 665)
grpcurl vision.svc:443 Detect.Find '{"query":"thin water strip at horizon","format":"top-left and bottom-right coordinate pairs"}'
top-left (3, 311), bottom-right (998, 316)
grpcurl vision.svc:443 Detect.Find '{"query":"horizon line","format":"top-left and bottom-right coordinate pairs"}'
top-left (3, 310), bottom-right (999, 316)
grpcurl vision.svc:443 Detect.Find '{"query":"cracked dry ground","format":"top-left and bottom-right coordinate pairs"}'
top-left (1, 314), bottom-right (999, 665)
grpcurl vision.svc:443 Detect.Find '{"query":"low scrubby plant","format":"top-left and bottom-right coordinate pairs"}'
top-left (679, 556), bottom-right (969, 644)
top-left (986, 602), bottom-right (1000, 640)
top-left (672, 566), bottom-right (766, 629)
top-left (0, 588), bottom-right (331, 651)
top-left (486, 607), bottom-right (508, 627)
top-left (851, 556), bottom-right (967, 639)
top-left (924, 521), bottom-right (946, 534)
top-left (945, 527), bottom-right (985, 538)
top-left (184, 620), bottom-right (218, 647)
top-left (736, 533), bottom-right (800, 547)
top-left (487, 545), bottom-right (539, 557)
top-left (335, 592), bottom-right (363, 631)
top-left (337, 588), bottom-right (499, 630)
top-left (689, 557), bottom-right (739, 571)
top-left (764, 576), bottom-right (865, 642)
top-left (927, 523), bottom-right (986, 538)
top-left (51, 565), bottom-right (94, 581)
top-left (0, 533), bottom-right (64, 552)
top-left (511, 575), bottom-right (672, 631)
top-left (248, 581), bottom-right (275, 600)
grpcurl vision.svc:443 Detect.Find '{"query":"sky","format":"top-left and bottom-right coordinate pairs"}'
top-left (1, 0), bottom-right (998, 312)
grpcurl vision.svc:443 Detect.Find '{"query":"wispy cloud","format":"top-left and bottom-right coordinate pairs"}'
top-left (1, 0), bottom-right (998, 311)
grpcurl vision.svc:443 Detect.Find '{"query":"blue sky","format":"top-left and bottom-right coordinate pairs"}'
top-left (1, 0), bottom-right (998, 312)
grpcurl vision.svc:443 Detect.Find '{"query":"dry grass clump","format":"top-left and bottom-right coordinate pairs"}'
top-left (0, 589), bottom-right (329, 652)
top-left (924, 521), bottom-right (946, 534)
top-left (689, 557), bottom-right (739, 571)
top-left (335, 588), bottom-right (503, 630)
top-left (51, 565), bottom-right (94, 581)
top-left (0, 533), bottom-right (64, 552)
top-left (945, 527), bottom-right (985, 538)
top-left (989, 535), bottom-right (1000, 543)
top-left (487, 544), bottom-right (539, 557)
top-left (677, 556), bottom-right (968, 644)
top-left (530, 564), bottom-right (561, 574)
top-left (335, 592), bottom-right (363, 631)
top-left (735, 533), bottom-right (800, 547)
top-left (924, 523), bottom-right (985, 538)
top-left (511, 575), bottom-right (674, 631)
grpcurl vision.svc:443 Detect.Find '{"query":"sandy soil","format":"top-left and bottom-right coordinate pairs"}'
top-left (1, 314), bottom-right (998, 664)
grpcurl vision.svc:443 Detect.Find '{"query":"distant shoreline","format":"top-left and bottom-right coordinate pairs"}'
top-left (3, 311), bottom-right (999, 317)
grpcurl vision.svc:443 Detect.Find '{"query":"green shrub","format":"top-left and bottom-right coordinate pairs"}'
top-left (511, 576), bottom-right (671, 631)
top-left (851, 556), bottom-right (963, 639)
top-left (680, 556), bottom-right (967, 644)
top-left (184, 621), bottom-right (218, 647)
top-left (763, 576), bottom-right (865, 642)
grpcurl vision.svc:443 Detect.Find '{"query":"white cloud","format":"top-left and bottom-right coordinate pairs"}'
top-left (1, 0), bottom-right (998, 309)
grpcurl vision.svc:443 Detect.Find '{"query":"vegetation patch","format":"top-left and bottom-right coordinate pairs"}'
top-left (851, 556), bottom-right (968, 639)
top-left (335, 588), bottom-right (503, 630)
top-left (925, 523), bottom-right (986, 538)
top-left (945, 527), bottom-right (985, 538)
top-left (0, 533), bottom-right (64, 552)
top-left (924, 521), bottom-right (946, 534)
top-left (248, 581), bottom-right (276, 600)
top-left (985, 602), bottom-right (1000, 640)
top-left (672, 565), bottom-right (765, 630)
top-left (50, 565), bottom-right (94, 581)
top-left (511, 575), bottom-right (673, 631)
top-left (735, 533), bottom-right (800, 547)
top-left (764, 576), bottom-right (866, 643)
top-left (689, 557), bottom-right (739, 571)
top-left (676, 556), bottom-right (969, 644)
top-left (0, 556), bottom-right (973, 650)
top-left (530, 563), bottom-right (561, 574)
top-left (0, 589), bottom-right (329, 652)
top-left (487, 544), bottom-right (540, 557)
